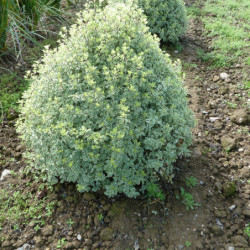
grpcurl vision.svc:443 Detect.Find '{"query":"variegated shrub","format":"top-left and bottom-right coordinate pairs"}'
top-left (17, 2), bottom-right (194, 198)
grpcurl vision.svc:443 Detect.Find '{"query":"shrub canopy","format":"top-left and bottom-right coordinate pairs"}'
top-left (137, 0), bottom-right (188, 43)
top-left (17, 2), bottom-right (194, 198)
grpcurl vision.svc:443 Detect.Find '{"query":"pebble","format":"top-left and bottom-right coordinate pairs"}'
top-left (229, 205), bottom-right (236, 211)
top-left (76, 234), bottom-right (82, 241)
top-left (220, 72), bottom-right (229, 80)
top-left (209, 117), bottom-right (220, 122)
top-left (238, 148), bottom-right (244, 152)
top-left (213, 75), bottom-right (220, 82)
top-left (16, 244), bottom-right (31, 250)
top-left (177, 244), bottom-right (184, 249)
top-left (0, 169), bottom-right (11, 181)
top-left (232, 235), bottom-right (248, 246)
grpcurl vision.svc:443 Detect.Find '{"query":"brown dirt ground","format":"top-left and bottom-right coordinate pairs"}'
top-left (0, 1), bottom-right (249, 249)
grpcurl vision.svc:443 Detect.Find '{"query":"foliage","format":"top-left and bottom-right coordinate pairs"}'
top-left (57, 238), bottom-right (67, 248)
top-left (0, 183), bottom-right (55, 231)
top-left (17, 2), bottom-right (194, 198)
top-left (176, 187), bottom-right (200, 210)
top-left (243, 223), bottom-right (250, 238)
top-left (0, 0), bottom-right (66, 58)
top-left (0, 72), bottom-right (29, 113)
top-left (0, 0), bottom-right (9, 51)
top-left (137, 0), bottom-right (188, 43)
top-left (185, 176), bottom-right (197, 188)
top-left (146, 182), bottom-right (165, 201)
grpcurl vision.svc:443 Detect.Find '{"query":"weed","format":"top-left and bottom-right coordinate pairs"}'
top-left (185, 176), bottom-right (198, 188)
top-left (227, 101), bottom-right (237, 109)
top-left (186, 6), bottom-right (204, 17)
top-left (98, 213), bottom-right (104, 221)
top-left (146, 182), bottom-right (165, 201)
top-left (183, 62), bottom-right (198, 69)
top-left (185, 241), bottom-right (192, 247)
top-left (243, 224), bottom-right (250, 238)
top-left (66, 218), bottom-right (73, 228)
top-left (0, 72), bottom-right (29, 113)
top-left (57, 238), bottom-right (67, 248)
top-left (176, 187), bottom-right (201, 210)
top-left (0, 182), bottom-right (55, 232)
top-left (194, 76), bottom-right (202, 81)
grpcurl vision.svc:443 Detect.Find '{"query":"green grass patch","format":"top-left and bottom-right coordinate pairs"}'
top-left (188, 0), bottom-right (250, 67)
top-left (0, 181), bottom-right (55, 232)
top-left (0, 72), bottom-right (29, 113)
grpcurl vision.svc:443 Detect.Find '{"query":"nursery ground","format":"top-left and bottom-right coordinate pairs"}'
top-left (0, 0), bottom-right (249, 249)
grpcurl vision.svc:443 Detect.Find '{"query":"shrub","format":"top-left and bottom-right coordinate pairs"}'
top-left (17, 2), bottom-right (194, 198)
top-left (137, 0), bottom-right (188, 43)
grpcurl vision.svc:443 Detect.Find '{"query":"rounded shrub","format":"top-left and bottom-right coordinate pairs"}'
top-left (17, 2), bottom-right (194, 198)
top-left (137, 0), bottom-right (188, 43)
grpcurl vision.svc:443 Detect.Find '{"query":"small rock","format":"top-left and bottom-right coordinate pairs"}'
top-left (238, 148), bottom-right (244, 152)
top-left (213, 75), bottom-right (220, 82)
top-left (211, 224), bottom-right (224, 235)
top-left (100, 227), bottom-right (114, 241)
top-left (76, 234), bottom-right (82, 241)
top-left (230, 109), bottom-right (250, 125)
top-left (232, 235), bottom-right (248, 246)
top-left (221, 136), bottom-right (236, 151)
top-left (41, 225), bottom-right (53, 236)
top-left (239, 166), bottom-right (250, 178)
top-left (194, 240), bottom-right (203, 249)
top-left (220, 72), bottom-right (229, 80)
top-left (83, 192), bottom-right (96, 201)
top-left (134, 240), bottom-right (140, 250)
top-left (16, 145), bottom-right (25, 152)
top-left (229, 205), bottom-right (236, 211)
top-left (65, 241), bottom-right (81, 249)
top-left (222, 182), bottom-right (236, 198)
top-left (177, 244), bottom-right (184, 249)
top-left (209, 117), bottom-right (220, 122)
top-left (242, 208), bottom-right (250, 217)
top-left (214, 120), bottom-right (223, 129)
top-left (225, 246), bottom-right (235, 250)
top-left (34, 236), bottom-right (44, 247)
top-left (94, 215), bottom-right (100, 226)
top-left (193, 146), bottom-right (202, 155)
top-left (0, 169), bottom-right (11, 181)
top-left (219, 86), bottom-right (229, 95)
top-left (167, 245), bottom-right (175, 250)
top-left (16, 243), bottom-right (31, 250)
top-left (28, 221), bottom-right (36, 228)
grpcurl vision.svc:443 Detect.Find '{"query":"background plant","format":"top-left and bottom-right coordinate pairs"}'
top-left (176, 187), bottom-right (200, 210)
top-left (0, 0), bottom-right (9, 51)
top-left (188, 0), bottom-right (250, 67)
top-left (17, 2), bottom-right (194, 198)
top-left (0, 0), bottom-right (66, 59)
top-left (137, 0), bottom-right (188, 43)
